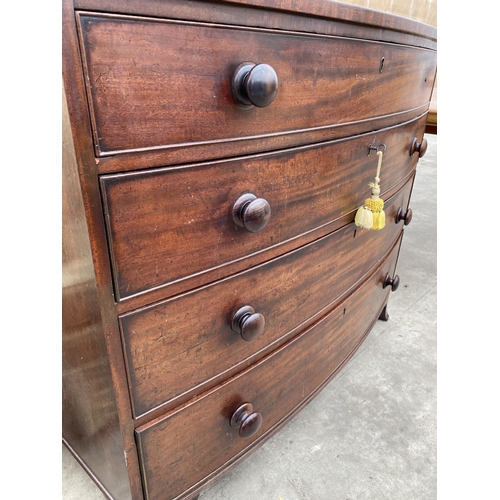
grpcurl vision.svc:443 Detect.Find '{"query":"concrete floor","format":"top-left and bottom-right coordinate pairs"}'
top-left (62, 134), bottom-right (437, 500)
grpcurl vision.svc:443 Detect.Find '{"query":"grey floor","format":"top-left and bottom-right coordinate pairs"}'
top-left (62, 134), bottom-right (437, 500)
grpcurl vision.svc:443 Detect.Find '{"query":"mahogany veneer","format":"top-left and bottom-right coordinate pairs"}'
top-left (426, 86), bottom-right (437, 134)
top-left (62, 1), bottom-right (437, 499)
top-left (78, 13), bottom-right (435, 157)
top-left (137, 239), bottom-right (401, 500)
top-left (101, 116), bottom-right (425, 300)
top-left (121, 178), bottom-right (414, 418)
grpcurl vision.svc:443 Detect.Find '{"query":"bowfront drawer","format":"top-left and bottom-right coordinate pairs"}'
top-left (101, 115), bottom-right (425, 300)
top-left (120, 177), bottom-right (414, 417)
top-left (77, 12), bottom-right (436, 156)
top-left (135, 236), bottom-right (402, 500)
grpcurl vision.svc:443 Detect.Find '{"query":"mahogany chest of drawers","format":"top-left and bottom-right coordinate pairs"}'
top-left (62, 1), bottom-right (437, 499)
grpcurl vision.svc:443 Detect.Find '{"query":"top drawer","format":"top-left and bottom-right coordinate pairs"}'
top-left (77, 13), bottom-right (436, 156)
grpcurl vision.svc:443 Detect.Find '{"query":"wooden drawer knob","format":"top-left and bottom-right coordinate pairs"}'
top-left (231, 306), bottom-right (266, 341)
top-left (396, 207), bottom-right (413, 226)
top-left (232, 62), bottom-right (278, 108)
top-left (232, 193), bottom-right (271, 233)
top-left (410, 137), bottom-right (428, 158)
top-left (230, 403), bottom-right (263, 438)
top-left (383, 273), bottom-right (400, 292)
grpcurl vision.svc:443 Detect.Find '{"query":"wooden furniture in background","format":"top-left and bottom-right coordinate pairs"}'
top-left (426, 86), bottom-right (437, 134)
top-left (62, 1), bottom-right (437, 499)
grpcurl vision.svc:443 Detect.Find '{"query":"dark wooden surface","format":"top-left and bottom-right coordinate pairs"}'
top-left (62, 1), bottom-right (437, 499)
top-left (121, 178), bottom-right (413, 420)
top-left (78, 13), bottom-right (436, 158)
top-left (62, 83), bottom-right (133, 500)
top-left (425, 86), bottom-right (437, 134)
top-left (75, 0), bottom-right (437, 49)
top-left (101, 116), bottom-right (425, 302)
top-left (63, 0), bottom-right (145, 498)
top-left (136, 238), bottom-right (401, 500)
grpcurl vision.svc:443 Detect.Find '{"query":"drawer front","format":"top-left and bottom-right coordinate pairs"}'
top-left (136, 237), bottom-right (402, 500)
top-left (121, 176), bottom-right (414, 417)
top-left (78, 13), bottom-right (436, 156)
top-left (101, 115), bottom-right (425, 300)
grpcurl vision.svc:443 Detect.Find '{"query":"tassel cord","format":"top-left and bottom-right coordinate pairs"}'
top-left (369, 150), bottom-right (383, 191)
top-left (355, 148), bottom-right (386, 230)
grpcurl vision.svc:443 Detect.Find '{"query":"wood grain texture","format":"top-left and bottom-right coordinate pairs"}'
top-left (425, 86), bottom-right (437, 134)
top-left (136, 237), bottom-right (401, 500)
top-left (74, 0), bottom-right (437, 49)
top-left (101, 115), bottom-right (425, 301)
top-left (77, 13), bottom-right (436, 157)
top-left (62, 82), bottom-right (133, 500)
top-left (63, 1), bottom-right (145, 498)
top-left (120, 179), bottom-right (413, 419)
top-left (95, 108), bottom-right (428, 175)
top-left (114, 168), bottom-right (415, 316)
top-left (62, 1), bottom-right (437, 498)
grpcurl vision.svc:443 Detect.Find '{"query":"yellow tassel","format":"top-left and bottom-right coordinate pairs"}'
top-left (363, 198), bottom-right (384, 212)
top-left (372, 207), bottom-right (385, 230)
top-left (354, 149), bottom-right (386, 230)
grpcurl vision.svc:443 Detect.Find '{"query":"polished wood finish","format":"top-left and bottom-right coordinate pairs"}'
top-left (231, 306), bottom-right (267, 342)
top-left (232, 193), bottom-right (272, 233)
top-left (77, 13), bottom-right (436, 157)
top-left (62, 84), bottom-right (133, 500)
top-left (74, 0), bottom-right (437, 48)
top-left (95, 109), bottom-right (430, 175)
top-left (425, 86), bottom-right (437, 135)
top-left (120, 180), bottom-right (413, 419)
top-left (136, 239), bottom-right (401, 500)
top-left (232, 62), bottom-right (279, 108)
top-left (63, 1), bottom-right (436, 499)
top-left (74, 0), bottom-right (437, 59)
top-left (230, 403), bottom-right (263, 438)
top-left (101, 116), bottom-right (424, 301)
top-left (397, 207), bottom-right (413, 226)
top-left (410, 137), bottom-right (428, 158)
top-left (383, 273), bottom-right (401, 292)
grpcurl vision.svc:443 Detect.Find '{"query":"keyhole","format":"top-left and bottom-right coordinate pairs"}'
top-left (379, 57), bottom-right (385, 73)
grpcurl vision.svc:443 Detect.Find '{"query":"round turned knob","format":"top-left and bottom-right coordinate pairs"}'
top-left (410, 137), bottom-right (428, 158)
top-left (383, 273), bottom-right (400, 292)
top-left (232, 193), bottom-right (271, 233)
top-left (232, 62), bottom-right (278, 108)
top-left (396, 207), bottom-right (413, 226)
top-left (231, 306), bottom-right (266, 341)
top-left (230, 403), bottom-right (263, 438)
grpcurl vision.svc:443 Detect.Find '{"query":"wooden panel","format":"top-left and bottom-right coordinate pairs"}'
top-left (94, 109), bottom-right (428, 175)
top-left (62, 82), bottom-right (133, 500)
top-left (121, 178), bottom-right (413, 418)
top-left (77, 13), bottom-right (436, 156)
top-left (425, 86), bottom-right (437, 135)
top-left (136, 237), bottom-right (401, 500)
top-left (63, 1), bottom-right (147, 498)
top-left (101, 115), bottom-right (425, 300)
top-left (74, 0), bottom-right (437, 48)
